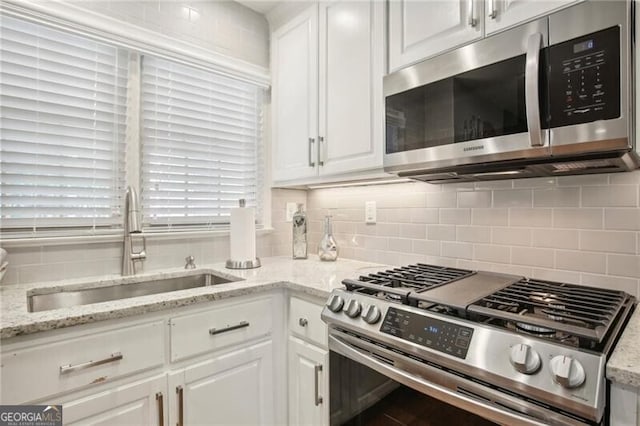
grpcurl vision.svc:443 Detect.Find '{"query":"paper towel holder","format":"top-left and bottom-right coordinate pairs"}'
top-left (226, 199), bottom-right (261, 269)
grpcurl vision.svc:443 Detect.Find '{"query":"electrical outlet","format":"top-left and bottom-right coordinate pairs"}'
top-left (286, 202), bottom-right (299, 222)
top-left (365, 201), bottom-right (376, 224)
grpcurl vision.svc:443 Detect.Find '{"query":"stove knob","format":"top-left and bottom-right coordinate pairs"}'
top-left (326, 294), bottom-right (344, 313)
top-left (509, 344), bottom-right (541, 375)
top-left (550, 355), bottom-right (586, 389)
top-left (344, 299), bottom-right (361, 318)
top-left (361, 305), bottom-right (381, 324)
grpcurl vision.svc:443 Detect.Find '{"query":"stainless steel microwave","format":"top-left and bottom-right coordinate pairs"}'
top-left (383, 0), bottom-right (639, 183)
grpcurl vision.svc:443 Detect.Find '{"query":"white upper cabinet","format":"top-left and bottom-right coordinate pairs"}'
top-left (271, 1), bottom-right (384, 185)
top-left (485, 0), bottom-right (579, 35)
top-left (388, 0), bottom-right (484, 72)
top-left (271, 6), bottom-right (319, 182)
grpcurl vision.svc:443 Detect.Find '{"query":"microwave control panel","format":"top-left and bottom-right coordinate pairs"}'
top-left (380, 307), bottom-right (474, 359)
top-left (548, 26), bottom-right (620, 128)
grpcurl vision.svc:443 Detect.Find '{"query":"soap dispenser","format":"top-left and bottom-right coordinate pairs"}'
top-left (292, 203), bottom-right (307, 259)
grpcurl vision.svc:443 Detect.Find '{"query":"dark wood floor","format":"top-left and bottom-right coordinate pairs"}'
top-left (341, 386), bottom-right (498, 426)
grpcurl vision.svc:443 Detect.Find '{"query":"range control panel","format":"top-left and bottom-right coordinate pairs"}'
top-left (380, 307), bottom-right (474, 359)
top-left (548, 26), bottom-right (620, 128)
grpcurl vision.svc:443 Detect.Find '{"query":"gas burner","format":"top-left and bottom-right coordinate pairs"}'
top-left (515, 322), bottom-right (556, 335)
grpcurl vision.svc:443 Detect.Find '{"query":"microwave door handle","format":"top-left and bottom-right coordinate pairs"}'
top-left (525, 32), bottom-right (544, 148)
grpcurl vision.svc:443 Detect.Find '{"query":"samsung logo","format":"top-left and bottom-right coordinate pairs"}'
top-left (463, 145), bottom-right (485, 152)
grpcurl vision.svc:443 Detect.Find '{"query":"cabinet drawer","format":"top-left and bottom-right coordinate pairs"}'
top-left (1, 321), bottom-right (164, 404)
top-left (289, 296), bottom-right (327, 347)
top-left (170, 297), bottom-right (272, 362)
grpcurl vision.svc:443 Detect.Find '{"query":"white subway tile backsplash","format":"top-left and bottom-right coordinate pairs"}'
top-left (582, 186), bottom-right (638, 207)
top-left (533, 188), bottom-right (580, 207)
top-left (6, 247), bottom-right (42, 266)
top-left (531, 268), bottom-right (581, 284)
top-left (531, 229), bottom-right (579, 249)
top-left (376, 223), bottom-right (400, 237)
top-left (509, 208), bottom-right (553, 228)
top-left (472, 209), bottom-right (509, 226)
top-left (439, 209), bottom-right (471, 225)
top-left (400, 223), bottom-right (427, 239)
top-left (553, 208), bottom-right (603, 229)
top-left (555, 250), bottom-right (606, 274)
top-left (557, 174), bottom-right (609, 186)
top-left (580, 230), bottom-right (636, 254)
top-left (410, 208), bottom-right (439, 224)
top-left (511, 247), bottom-right (554, 268)
top-left (441, 242), bottom-right (472, 260)
top-left (474, 244), bottom-right (510, 263)
top-left (513, 177), bottom-right (557, 188)
top-left (493, 189), bottom-right (532, 207)
top-left (608, 254), bottom-right (640, 278)
top-left (492, 227), bottom-right (531, 246)
top-left (388, 238), bottom-right (412, 253)
top-left (457, 191), bottom-right (492, 208)
top-left (581, 273), bottom-right (639, 296)
top-left (412, 240), bottom-right (441, 256)
top-left (427, 225), bottom-right (456, 241)
top-left (456, 226), bottom-right (491, 243)
top-left (426, 192), bottom-right (456, 208)
top-left (610, 170), bottom-right (640, 184)
top-left (604, 208), bottom-right (640, 230)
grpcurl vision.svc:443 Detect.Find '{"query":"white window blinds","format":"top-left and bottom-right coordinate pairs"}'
top-left (0, 15), bottom-right (128, 231)
top-left (141, 56), bottom-right (263, 228)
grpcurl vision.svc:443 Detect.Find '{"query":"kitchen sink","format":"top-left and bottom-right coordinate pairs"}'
top-left (27, 273), bottom-right (240, 313)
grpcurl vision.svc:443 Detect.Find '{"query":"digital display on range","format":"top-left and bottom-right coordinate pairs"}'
top-left (573, 39), bottom-right (594, 54)
top-left (380, 307), bottom-right (474, 359)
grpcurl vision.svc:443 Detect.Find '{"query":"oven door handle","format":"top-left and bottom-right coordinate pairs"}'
top-left (525, 32), bottom-right (544, 148)
top-left (329, 335), bottom-right (564, 426)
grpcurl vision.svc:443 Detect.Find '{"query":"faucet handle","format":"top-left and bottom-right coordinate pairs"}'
top-left (185, 255), bottom-right (196, 269)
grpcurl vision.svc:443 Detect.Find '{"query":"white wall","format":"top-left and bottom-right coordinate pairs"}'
top-left (69, 0), bottom-right (270, 68)
top-left (280, 171), bottom-right (640, 297)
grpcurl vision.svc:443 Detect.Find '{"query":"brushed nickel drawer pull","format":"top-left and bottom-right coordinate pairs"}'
top-left (209, 321), bottom-right (250, 336)
top-left (156, 392), bottom-right (164, 426)
top-left (176, 386), bottom-right (184, 426)
top-left (59, 352), bottom-right (123, 375)
top-left (314, 364), bottom-right (323, 406)
top-left (299, 318), bottom-right (308, 327)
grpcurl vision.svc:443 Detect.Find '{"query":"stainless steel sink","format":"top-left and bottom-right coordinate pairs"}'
top-left (27, 273), bottom-right (240, 313)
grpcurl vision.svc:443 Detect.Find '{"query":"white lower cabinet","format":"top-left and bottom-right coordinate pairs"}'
top-left (59, 374), bottom-right (166, 426)
top-left (168, 340), bottom-right (275, 426)
top-left (288, 336), bottom-right (329, 426)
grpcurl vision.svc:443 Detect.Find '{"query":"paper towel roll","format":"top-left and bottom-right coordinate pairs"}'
top-left (229, 204), bottom-right (256, 262)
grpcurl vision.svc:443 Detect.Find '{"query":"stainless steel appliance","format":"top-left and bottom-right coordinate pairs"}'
top-left (321, 264), bottom-right (635, 425)
top-left (384, 1), bottom-right (638, 183)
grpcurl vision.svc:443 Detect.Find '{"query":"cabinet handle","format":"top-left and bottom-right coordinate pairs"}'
top-left (314, 364), bottom-right (323, 406)
top-left (467, 0), bottom-right (477, 27)
top-left (318, 136), bottom-right (325, 166)
top-left (488, 0), bottom-right (497, 19)
top-left (156, 392), bottom-right (164, 426)
top-left (59, 352), bottom-right (123, 375)
top-left (176, 386), bottom-right (184, 426)
top-left (308, 137), bottom-right (316, 167)
top-left (209, 321), bottom-right (250, 336)
top-left (299, 318), bottom-right (308, 327)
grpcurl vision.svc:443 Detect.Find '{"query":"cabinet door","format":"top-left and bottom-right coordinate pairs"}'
top-left (272, 5), bottom-right (319, 182)
top-left (288, 336), bottom-right (329, 426)
top-left (318, 0), bottom-right (384, 176)
top-left (389, 0), bottom-right (483, 72)
top-left (169, 340), bottom-right (274, 425)
top-left (485, 0), bottom-right (579, 35)
top-left (60, 375), bottom-right (166, 426)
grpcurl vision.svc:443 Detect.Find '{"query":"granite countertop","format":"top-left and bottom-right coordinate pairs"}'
top-left (607, 307), bottom-right (640, 388)
top-left (0, 256), bottom-right (385, 340)
top-left (2, 255), bottom-right (638, 388)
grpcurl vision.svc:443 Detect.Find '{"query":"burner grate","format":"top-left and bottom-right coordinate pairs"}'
top-left (343, 264), bottom-right (474, 302)
top-left (469, 278), bottom-right (630, 342)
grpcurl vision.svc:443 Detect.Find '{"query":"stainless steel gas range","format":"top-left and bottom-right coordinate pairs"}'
top-left (321, 264), bottom-right (635, 426)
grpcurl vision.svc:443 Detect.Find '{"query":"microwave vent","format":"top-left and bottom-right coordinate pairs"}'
top-left (552, 159), bottom-right (616, 172)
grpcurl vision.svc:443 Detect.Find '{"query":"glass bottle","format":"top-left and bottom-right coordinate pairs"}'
top-left (292, 203), bottom-right (307, 259)
top-left (318, 215), bottom-right (338, 261)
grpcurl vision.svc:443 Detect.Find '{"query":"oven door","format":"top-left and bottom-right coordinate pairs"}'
top-left (328, 331), bottom-right (596, 426)
top-left (383, 18), bottom-right (550, 176)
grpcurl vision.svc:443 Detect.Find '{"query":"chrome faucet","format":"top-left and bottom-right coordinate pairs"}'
top-left (122, 186), bottom-right (146, 276)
